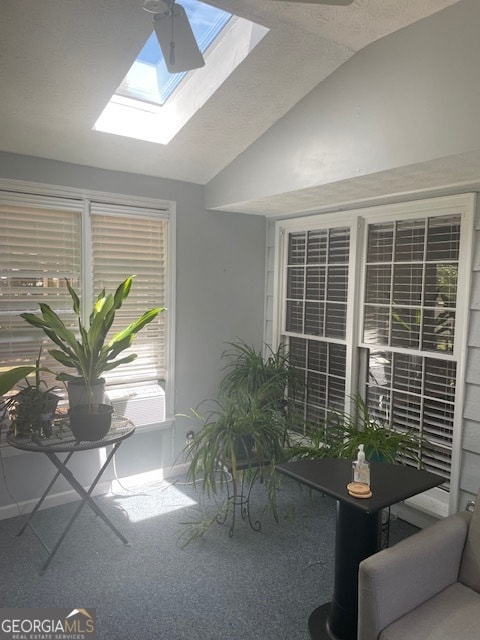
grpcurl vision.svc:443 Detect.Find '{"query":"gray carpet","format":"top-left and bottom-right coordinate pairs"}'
top-left (0, 475), bottom-right (418, 639)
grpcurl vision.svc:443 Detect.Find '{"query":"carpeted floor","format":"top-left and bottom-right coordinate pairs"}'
top-left (0, 474), bottom-right (418, 639)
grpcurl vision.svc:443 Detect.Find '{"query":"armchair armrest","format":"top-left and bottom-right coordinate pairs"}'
top-left (358, 511), bottom-right (470, 640)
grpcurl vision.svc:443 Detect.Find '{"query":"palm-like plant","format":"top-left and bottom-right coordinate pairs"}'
top-left (20, 276), bottom-right (164, 397)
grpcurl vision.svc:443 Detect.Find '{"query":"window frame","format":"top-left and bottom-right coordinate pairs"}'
top-left (0, 178), bottom-right (176, 430)
top-left (272, 194), bottom-right (475, 517)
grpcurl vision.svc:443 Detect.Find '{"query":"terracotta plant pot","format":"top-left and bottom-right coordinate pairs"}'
top-left (68, 403), bottom-right (113, 442)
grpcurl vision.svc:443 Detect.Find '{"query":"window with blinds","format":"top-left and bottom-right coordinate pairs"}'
top-left (0, 200), bottom-right (82, 383)
top-left (91, 204), bottom-right (168, 386)
top-left (275, 195), bottom-right (473, 505)
top-left (283, 226), bottom-right (350, 426)
top-left (0, 188), bottom-right (171, 427)
top-left (363, 215), bottom-right (461, 483)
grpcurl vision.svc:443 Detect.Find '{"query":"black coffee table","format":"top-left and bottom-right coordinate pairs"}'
top-left (276, 458), bottom-right (443, 640)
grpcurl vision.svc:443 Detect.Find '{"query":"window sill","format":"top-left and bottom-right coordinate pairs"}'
top-left (0, 418), bottom-right (175, 457)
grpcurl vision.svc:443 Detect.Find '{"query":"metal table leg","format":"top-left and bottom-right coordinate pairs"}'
top-left (216, 465), bottom-right (262, 537)
top-left (17, 450), bottom-right (76, 543)
top-left (38, 442), bottom-right (130, 574)
top-left (17, 442), bottom-right (130, 575)
top-left (8, 420), bottom-right (136, 574)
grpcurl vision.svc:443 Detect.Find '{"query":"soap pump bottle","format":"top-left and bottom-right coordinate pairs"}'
top-left (352, 444), bottom-right (370, 487)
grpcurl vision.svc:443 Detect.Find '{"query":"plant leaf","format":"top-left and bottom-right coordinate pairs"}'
top-left (0, 366), bottom-right (37, 395)
top-left (108, 308), bottom-right (163, 346)
top-left (66, 278), bottom-right (80, 316)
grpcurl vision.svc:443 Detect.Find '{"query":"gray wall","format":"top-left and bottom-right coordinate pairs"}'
top-left (0, 152), bottom-right (266, 513)
top-left (205, 0), bottom-right (480, 210)
top-left (463, 211), bottom-right (480, 506)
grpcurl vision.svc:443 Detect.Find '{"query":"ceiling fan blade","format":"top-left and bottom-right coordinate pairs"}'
top-left (274, 0), bottom-right (354, 4)
top-left (153, 3), bottom-right (205, 74)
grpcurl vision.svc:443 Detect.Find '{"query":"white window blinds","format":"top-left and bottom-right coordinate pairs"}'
top-left (0, 189), bottom-right (170, 397)
top-left (283, 225), bottom-right (350, 426)
top-left (0, 197), bottom-right (82, 382)
top-left (90, 202), bottom-right (168, 386)
top-left (275, 194), bottom-right (473, 505)
top-left (363, 214), bottom-right (462, 483)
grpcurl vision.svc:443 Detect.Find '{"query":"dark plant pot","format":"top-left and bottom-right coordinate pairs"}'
top-left (67, 378), bottom-right (106, 409)
top-left (39, 393), bottom-right (61, 438)
top-left (11, 391), bottom-right (60, 439)
top-left (68, 403), bottom-right (113, 442)
top-left (235, 435), bottom-right (255, 460)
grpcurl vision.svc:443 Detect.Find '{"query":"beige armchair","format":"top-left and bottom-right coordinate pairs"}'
top-left (357, 491), bottom-right (480, 640)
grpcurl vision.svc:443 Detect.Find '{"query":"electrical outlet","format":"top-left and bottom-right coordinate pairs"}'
top-left (186, 430), bottom-right (195, 445)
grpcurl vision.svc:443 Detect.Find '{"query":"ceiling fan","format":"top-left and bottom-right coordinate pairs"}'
top-left (143, 0), bottom-right (354, 74)
top-left (275, 0), bottom-right (354, 3)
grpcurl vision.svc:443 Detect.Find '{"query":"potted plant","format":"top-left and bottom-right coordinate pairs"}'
top-left (20, 275), bottom-right (164, 441)
top-left (329, 394), bottom-right (427, 464)
top-left (219, 340), bottom-right (300, 409)
top-left (182, 341), bottom-right (303, 539)
top-left (0, 350), bottom-right (60, 439)
top-left (186, 341), bottom-right (299, 488)
top-left (182, 393), bottom-right (290, 543)
top-left (283, 394), bottom-right (428, 466)
top-left (186, 394), bottom-right (288, 494)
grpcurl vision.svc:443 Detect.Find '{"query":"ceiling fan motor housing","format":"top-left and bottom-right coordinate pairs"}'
top-left (143, 0), bottom-right (171, 15)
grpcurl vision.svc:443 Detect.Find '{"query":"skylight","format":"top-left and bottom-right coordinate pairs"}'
top-left (117, 1), bottom-right (231, 106)
top-left (94, 1), bottom-right (269, 145)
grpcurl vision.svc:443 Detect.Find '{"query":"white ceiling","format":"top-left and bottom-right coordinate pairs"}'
top-left (0, 0), bottom-right (461, 192)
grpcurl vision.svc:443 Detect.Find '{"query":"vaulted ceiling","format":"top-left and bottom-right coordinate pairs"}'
top-left (0, 0), bottom-right (460, 190)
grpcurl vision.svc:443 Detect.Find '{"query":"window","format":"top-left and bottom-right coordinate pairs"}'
top-left (90, 203), bottom-right (169, 387)
top-left (116, 1), bottom-right (232, 106)
top-left (283, 227), bottom-right (350, 426)
top-left (94, 6), bottom-right (268, 144)
top-left (0, 183), bottom-right (173, 433)
top-left (274, 194), bottom-right (474, 514)
top-left (363, 215), bottom-right (461, 483)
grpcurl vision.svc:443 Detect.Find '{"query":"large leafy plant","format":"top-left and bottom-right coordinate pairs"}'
top-left (20, 276), bottom-right (164, 391)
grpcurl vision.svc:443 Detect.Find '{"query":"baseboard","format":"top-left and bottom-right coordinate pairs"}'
top-left (0, 463), bottom-right (190, 521)
top-left (391, 501), bottom-right (441, 529)
top-left (0, 481), bottom-right (111, 521)
top-left (108, 463), bottom-right (189, 491)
